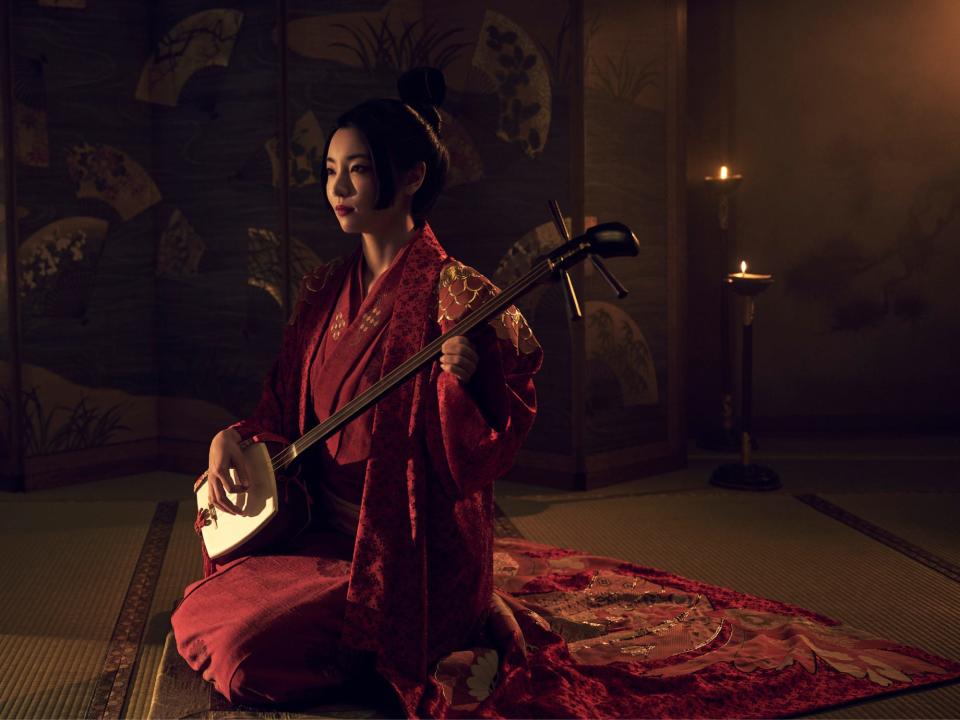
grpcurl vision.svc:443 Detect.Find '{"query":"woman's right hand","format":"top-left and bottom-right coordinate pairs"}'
top-left (206, 428), bottom-right (250, 515)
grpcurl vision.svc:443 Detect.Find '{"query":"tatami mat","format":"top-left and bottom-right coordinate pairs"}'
top-left (123, 500), bottom-right (203, 720)
top-left (818, 492), bottom-right (960, 569)
top-left (0, 472), bottom-right (195, 504)
top-left (504, 455), bottom-right (960, 500)
top-left (0, 501), bottom-right (154, 719)
top-left (808, 681), bottom-right (960, 719)
top-left (4, 457), bottom-right (959, 719)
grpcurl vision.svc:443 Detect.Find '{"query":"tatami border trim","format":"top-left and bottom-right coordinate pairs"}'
top-left (796, 493), bottom-right (960, 585)
top-left (494, 501), bottom-right (525, 539)
top-left (85, 501), bottom-right (179, 719)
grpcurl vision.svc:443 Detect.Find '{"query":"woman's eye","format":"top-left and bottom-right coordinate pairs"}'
top-left (324, 167), bottom-right (335, 176)
top-left (351, 165), bottom-right (369, 174)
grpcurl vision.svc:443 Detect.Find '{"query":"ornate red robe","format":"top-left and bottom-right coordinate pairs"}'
top-left (172, 224), bottom-right (542, 717)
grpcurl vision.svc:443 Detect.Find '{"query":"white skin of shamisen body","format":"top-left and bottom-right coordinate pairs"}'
top-left (206, 126), bottom-right (478, 515)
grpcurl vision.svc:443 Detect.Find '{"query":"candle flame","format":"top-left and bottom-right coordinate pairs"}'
top-left (740, 260), bottom-right (747, 274)
top-left (720, 165), bottom-right (729, 180)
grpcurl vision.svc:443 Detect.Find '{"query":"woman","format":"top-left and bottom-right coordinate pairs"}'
top-left (171, 67), bottom-right (542, 717)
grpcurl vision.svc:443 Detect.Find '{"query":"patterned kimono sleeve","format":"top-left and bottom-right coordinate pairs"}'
top-left (425, 260), bottom-right (543, 498)
top-left (228, 262), bottom-right (333, 445)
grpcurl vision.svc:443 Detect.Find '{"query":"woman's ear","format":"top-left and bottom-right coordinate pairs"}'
top-left (401, 161), bottom-right (427, 196)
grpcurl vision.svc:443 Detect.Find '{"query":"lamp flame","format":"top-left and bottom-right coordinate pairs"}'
top-left (720, 165), bottom-right (729, 180)
top-left (740, 260), bottom-right (747, 274)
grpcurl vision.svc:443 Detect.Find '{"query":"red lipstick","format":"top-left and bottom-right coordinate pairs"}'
top-left (335, 205), bottom-right (354, 216)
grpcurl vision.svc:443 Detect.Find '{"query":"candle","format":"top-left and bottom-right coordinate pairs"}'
top-left (731, 260), bottom-right (771, 281)
top-left (705, 165), bottom-right (742, 184)
top-left (726, 260), bottom-right (773, 296)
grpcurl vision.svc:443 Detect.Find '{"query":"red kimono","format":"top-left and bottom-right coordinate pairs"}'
top-left (171, 224), bottom-right (542, 717)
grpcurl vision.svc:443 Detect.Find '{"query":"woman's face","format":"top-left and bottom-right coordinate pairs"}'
top-left (325, 127), bottom-right (388, 234)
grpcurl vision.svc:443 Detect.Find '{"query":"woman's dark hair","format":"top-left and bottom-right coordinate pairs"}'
top-left (323, 67), bottom-right (449, 224)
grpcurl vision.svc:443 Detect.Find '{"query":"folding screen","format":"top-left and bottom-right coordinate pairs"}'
top-left (0, 0), bottom-right (684, 491)
top-left (577, 0), bottom-right (685, 486)
top-left (0, 6), bottom-right (16, 488)
top-left (2, 2), bottom-right (161, 489)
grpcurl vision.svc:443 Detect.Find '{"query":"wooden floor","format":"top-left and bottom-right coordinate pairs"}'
top-left (1, 433), bottom-right (958, 719)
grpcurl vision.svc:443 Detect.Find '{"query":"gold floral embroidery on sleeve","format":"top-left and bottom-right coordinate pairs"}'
top-left (437, 260), bottom-right (540, 355)
top-left (494, 305), bottom-right (540, 355)
top-left (437, 261), bottom-right (489, 323)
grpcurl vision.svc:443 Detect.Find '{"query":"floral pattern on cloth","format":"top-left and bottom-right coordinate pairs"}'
top-left (437, 260), bottom-right (539, 355)
top-left (648, 607), bottom-right (947, 686)
top-left (427, 537), bottom-right (960, 718)
top-left (434, 648), bottom-right (500, 709)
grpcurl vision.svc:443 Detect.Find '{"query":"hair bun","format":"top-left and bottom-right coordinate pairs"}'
top-left (397, 67), bottom-right (445, 131)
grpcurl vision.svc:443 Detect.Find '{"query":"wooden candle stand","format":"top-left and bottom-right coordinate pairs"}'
top-left (710, 267), bottom-right (780, 491)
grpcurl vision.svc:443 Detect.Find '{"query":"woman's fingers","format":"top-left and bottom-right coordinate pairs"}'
top-left (230, 447), bottom-right (252, 489)
top-left (218, 465), bottom-right (246, 493)
top-left (206, 471), bottom-right (244, 515)
top-left (440, 336), bottom-right (479, 381)
top-left (440, 357), bottom-right (476, 381)
top-left (440, 360), bottom-right (472, 381)
top-left (204, 430), bottom-right (248, 516)
top-left (441, 336), bottom-right (478, 361)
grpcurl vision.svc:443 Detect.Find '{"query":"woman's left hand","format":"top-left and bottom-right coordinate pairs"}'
top-left (440, 335), bottom-right (479, 383)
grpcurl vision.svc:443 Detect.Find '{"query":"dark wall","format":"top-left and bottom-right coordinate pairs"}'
top-left (687, 0), bottom-right (960, 432)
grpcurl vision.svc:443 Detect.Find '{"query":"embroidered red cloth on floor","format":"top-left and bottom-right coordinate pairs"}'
top-left (430, 537), bottom-right (960, 718)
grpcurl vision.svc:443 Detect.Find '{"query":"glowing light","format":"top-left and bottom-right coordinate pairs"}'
top-left (720, 165), bottom-right (729, 180)
top-left (740, 260), bottom-right (747, 274)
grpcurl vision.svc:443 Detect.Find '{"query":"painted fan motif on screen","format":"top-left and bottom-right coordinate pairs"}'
top-left (157, 209), bottom-right (205, 278)
top-left (16, 217), bottom-right (109, 318)
top-left (265, 110), bottom-right (326, 188)
top-left (135, 9), bottom-right (243, 107)
top-left (586, 301), bottom-right (658, 406)
top-left (247, 228), bottom-right (322, 307)
top-left (65, 143), bottom-right (161, 221)
top-left (471, 10), bottom-right (551, 158)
